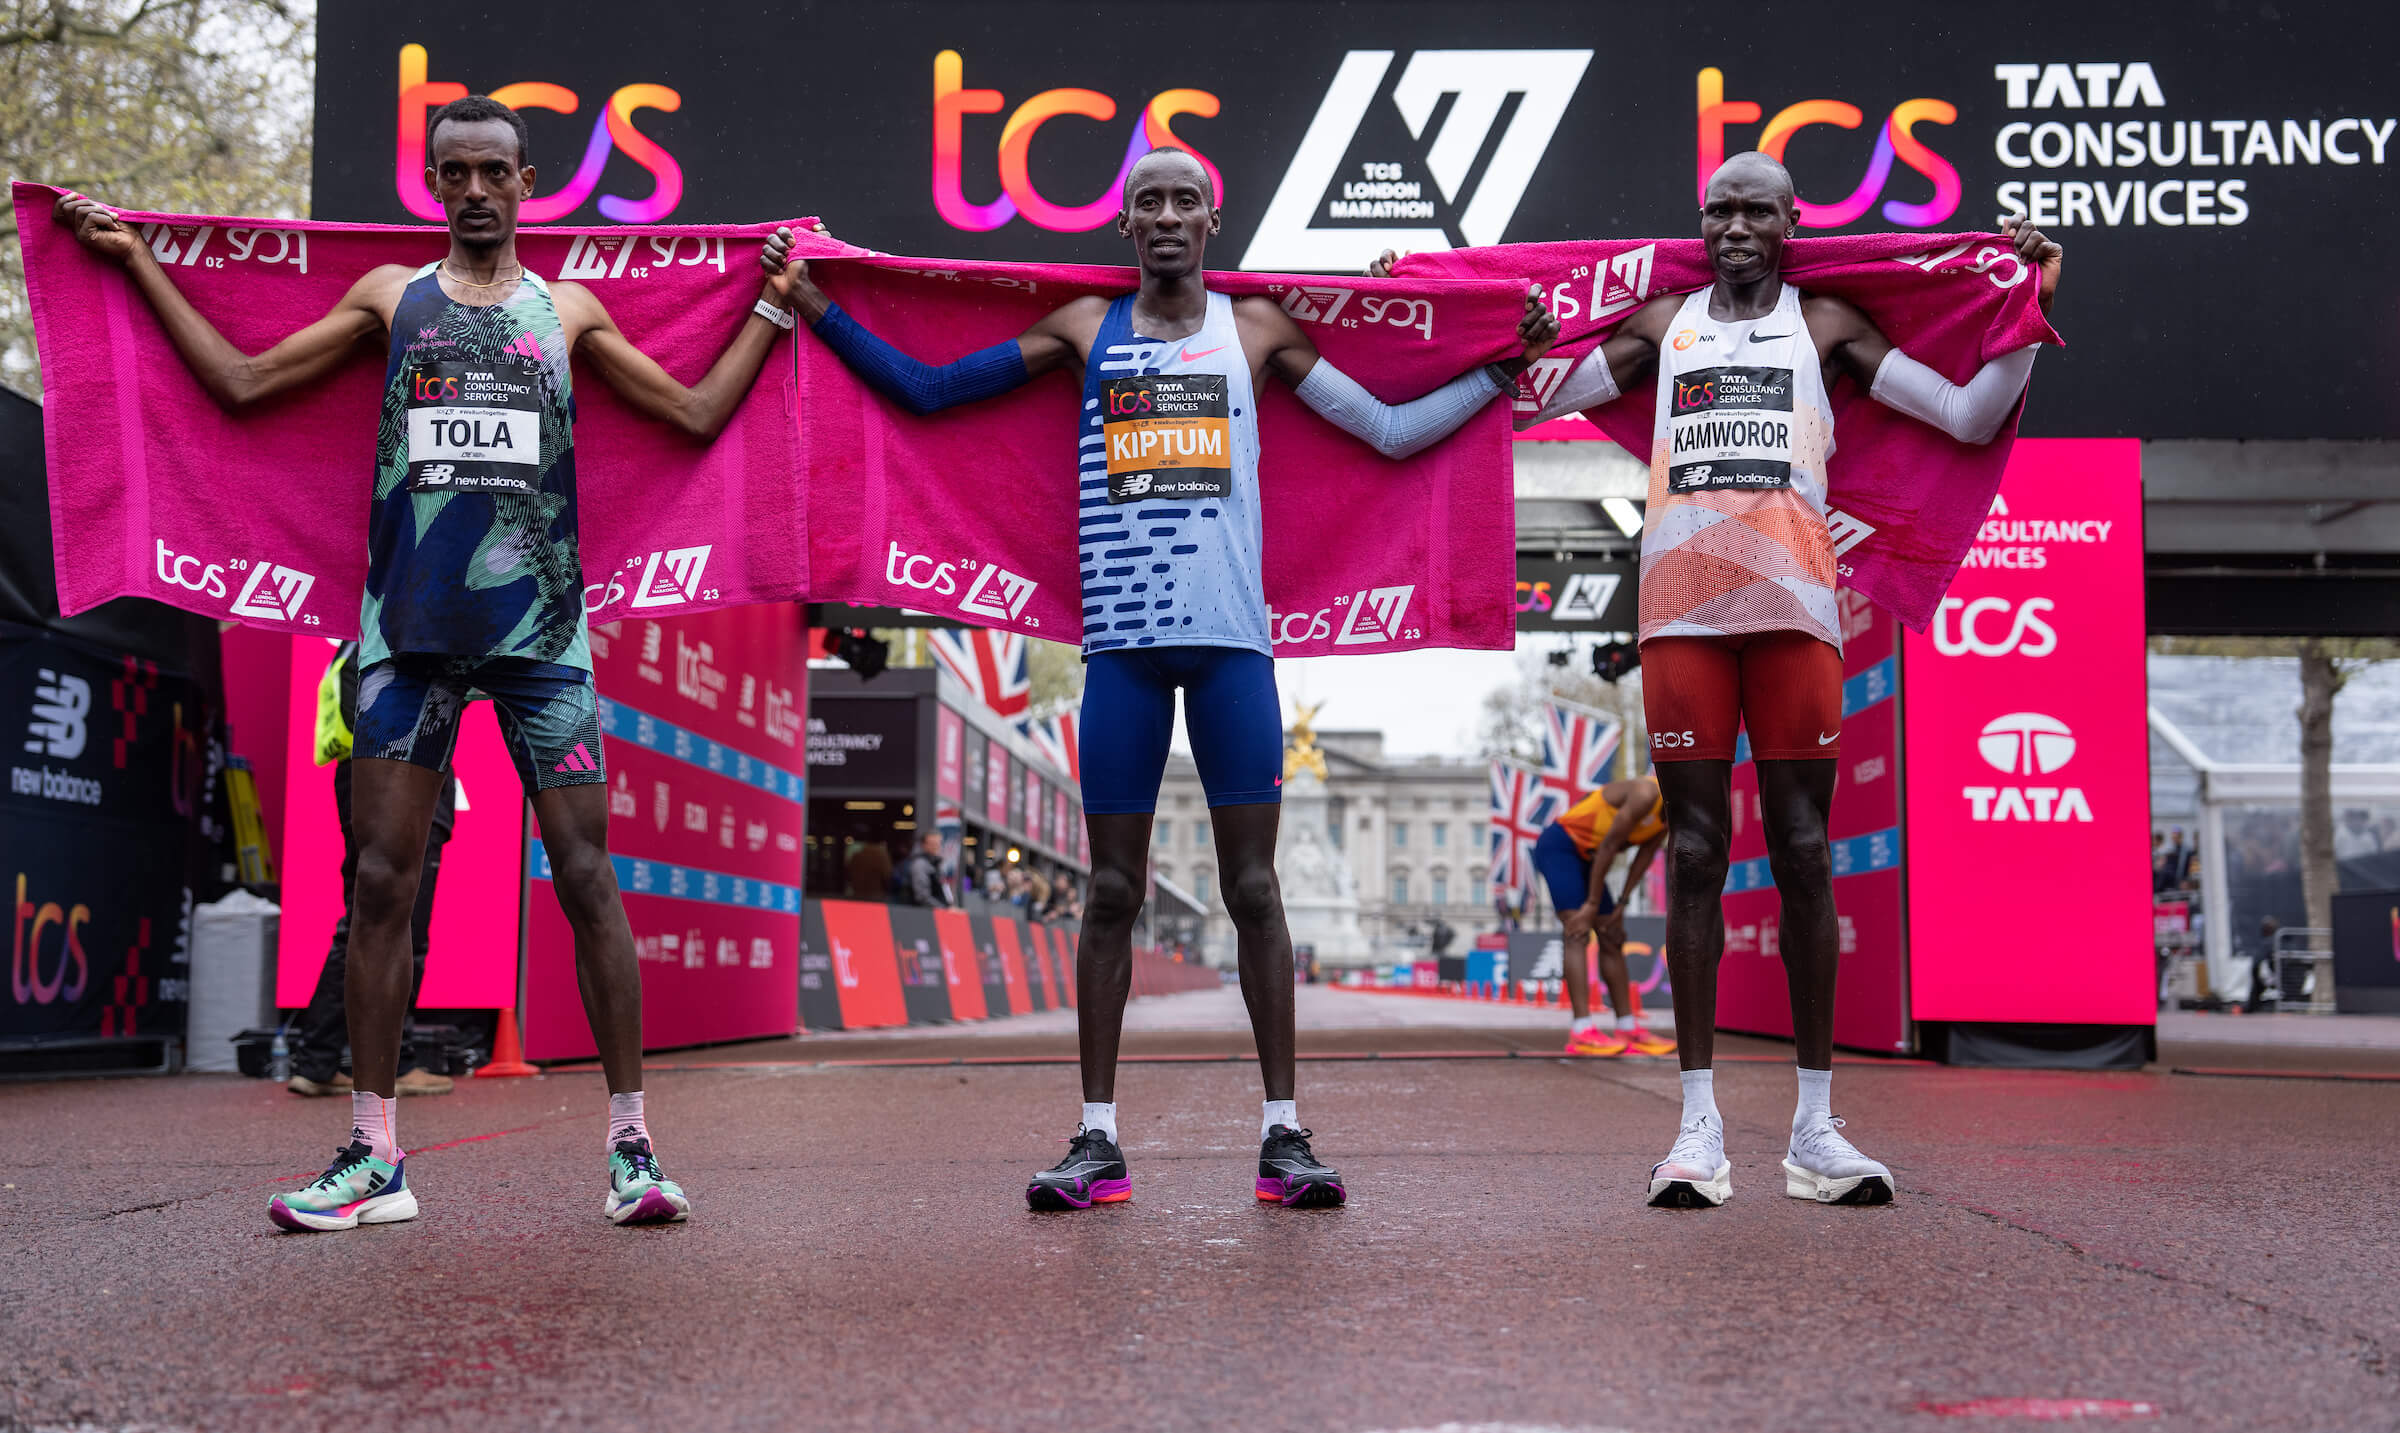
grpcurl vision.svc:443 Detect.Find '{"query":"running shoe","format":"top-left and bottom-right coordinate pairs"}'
top-left (1620, 1026), bottom-right (1678, 1058)
top-left (268, 1140), bottom-right (417, 1232)
top-left (1026, 1127), bottom-right (1131, 1210)
top-left (285, 1071), bottom-right (353, 1097)
top-left (1257, 1125), bottom-right (1347, 1207)
top-left (395, 1066), bottom-right (454, 1096)
top-left (1646, 1114), bottom-right (1731, 1209)
top-left (1783, 1115), bottom-right (1894, 1206)
top-left (1564, 1025), bottom-right (1630, 1057)
top-left (605, 1137), bottom-right (692, 1225)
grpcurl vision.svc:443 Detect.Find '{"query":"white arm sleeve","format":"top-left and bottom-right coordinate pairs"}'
top-left (1517, 348), bottom-right (1621, 430)
top-left (1292, 358), bottom-right (1503, 461)
top-left (1868, 345), bottom-right (2038, 446)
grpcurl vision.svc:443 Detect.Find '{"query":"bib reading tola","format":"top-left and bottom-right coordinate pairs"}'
top-left (1076, 291), bottom-right (1266, 655)
top-left (366, 266), bottom-right (588, 671)
top-left (1640, 283), bottom-right (1840, 649)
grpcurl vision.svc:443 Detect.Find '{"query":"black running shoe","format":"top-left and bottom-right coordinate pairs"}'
top-left (1257, 1125), bottom-right (1347, 1207)
top-left (1025, 1127), bottom-right (1130, 1211)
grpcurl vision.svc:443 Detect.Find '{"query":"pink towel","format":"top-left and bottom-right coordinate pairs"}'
top-left (785, 229), bottom-right (1533, 655)
top-left (1400, 234), bottom-right (2060, 630)
top-left (22, 184), bottom-right (1529, 657)
top-left (17, 182), bottom-right (802, 635)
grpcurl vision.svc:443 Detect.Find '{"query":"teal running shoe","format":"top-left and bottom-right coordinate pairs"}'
top-left (268, 1141), bottom-right (418, 1232)
top-left (605, 1137), bottom-right (691, 1226)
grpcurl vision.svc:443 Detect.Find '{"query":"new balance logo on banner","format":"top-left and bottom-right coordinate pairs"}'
top-left (1242, 49), bottom-right (1593, 270)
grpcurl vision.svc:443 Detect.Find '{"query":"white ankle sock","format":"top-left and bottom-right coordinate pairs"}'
top-left (609, 1091), bottom-right (649, 1152)
top-left (1571, 1013), bottom-right (1604, 1035)
top-left (1679, 1069), bottom-right (1719, 1126)
top-left (1794, 1066), bottom-right (1832, 1132)
top-left (1261, 1099), bottom-right (1297, 1137)
top-left (1080, 1101), bottom-right (1119, 1140)
top-left (351, 1091), bottom-right (400, 1163)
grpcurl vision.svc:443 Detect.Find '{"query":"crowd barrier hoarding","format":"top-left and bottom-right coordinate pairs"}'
top-left (2, 625), bottom-right (213, 1052)
top-left (320, 5), bottom-right (2400, 441)
top-left (1904, 439), bottom-right (2152, 1026)
top-left (526, 604), bottom-right (811, 1060)
top-left (799, 896), bottom-right (1211, 1031)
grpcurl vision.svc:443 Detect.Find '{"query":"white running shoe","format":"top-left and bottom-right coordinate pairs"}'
top-left (1647, 1113), bottom-right (1732, 1208)
top-left (1783, 1115), bottom-right (1894, 1205)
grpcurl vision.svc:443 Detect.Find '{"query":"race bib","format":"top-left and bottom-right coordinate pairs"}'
top-left (404, 360), bottom-right (543, 494)
top-left (1102, 374), bottom-right (1231, 503)
top-left (1666, 364), bottom-right (1794, 494)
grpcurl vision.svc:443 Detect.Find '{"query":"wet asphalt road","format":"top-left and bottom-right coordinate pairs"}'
top-left (3, 987), bottom-right (2394, 1432)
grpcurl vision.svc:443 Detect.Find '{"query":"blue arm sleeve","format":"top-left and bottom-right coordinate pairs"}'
top-left (809, 300), bottom-right (1032, 416)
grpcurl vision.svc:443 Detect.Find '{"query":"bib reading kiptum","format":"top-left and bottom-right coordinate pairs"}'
top-left (1102, 373), bottom-right (1232, 503)
top-left (404, 359), bottom-right (543, 494)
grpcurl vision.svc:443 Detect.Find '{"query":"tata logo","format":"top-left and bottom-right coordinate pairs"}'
top-left (394, 43), bottom-right (683, 224)
top-left (1935, 596), bottom-right (2058, 658)
top-left (932, 49), bottom-right (1222, 233)
top-left (959, 564), bottom-right (1039, 623)
top-left (25, 671), bottom-right (90, 760)
top-left (1696, 67), bottom-right (1960, 228)
top-left (1965, 711), bottom-right (2092, 823)
top-left (230, 562), bottom-right (318, 623)
top-left (1244, 49), bottom-right (1592, 269)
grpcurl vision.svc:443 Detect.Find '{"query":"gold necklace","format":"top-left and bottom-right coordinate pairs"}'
top-left (441, 261), bottom-right (522, 288)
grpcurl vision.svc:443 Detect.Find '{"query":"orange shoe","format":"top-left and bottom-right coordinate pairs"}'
top-left (1620, 1026), bottom-right (1678, 1057)
top-left (1564, 1025), bottom-right (1629, 1057)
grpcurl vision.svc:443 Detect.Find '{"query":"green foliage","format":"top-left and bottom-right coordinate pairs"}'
top-left (1, 0), bottom-right (313, 393)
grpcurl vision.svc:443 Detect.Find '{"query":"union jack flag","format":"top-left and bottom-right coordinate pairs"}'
top-left (1539, 696), bottom-right (1623, 809)
top-left (1488, 758), bottom-right (1561, 900)
top-left (930, 627), bottom-right (1031, 721)
top-left (1020, 709), bottom-right (1080, 783)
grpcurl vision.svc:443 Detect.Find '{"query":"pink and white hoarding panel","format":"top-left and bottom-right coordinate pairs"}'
top-left (1902, 439), bottom-right (2152, 1025)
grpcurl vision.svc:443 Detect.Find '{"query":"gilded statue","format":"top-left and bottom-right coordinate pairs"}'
top-left (1284, 701), bottom-right (1329, 783)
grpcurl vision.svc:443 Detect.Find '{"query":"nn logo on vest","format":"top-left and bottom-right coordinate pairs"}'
top-left (1242, 50), bottom-right (1592, 270)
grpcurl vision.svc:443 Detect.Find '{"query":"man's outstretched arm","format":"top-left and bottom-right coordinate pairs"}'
top-left (54, 194), bottom-right (391, 410)
top-left (1812, 215), bottom-right (2063, 447)
top-left (562, 225), bottom-right (816, 441)
top-left (1247, 289), bottom-right (1559, 460)
top-left (784, 258), bottom-right (1095, 416)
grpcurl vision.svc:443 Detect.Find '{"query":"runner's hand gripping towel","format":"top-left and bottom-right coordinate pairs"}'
top-left (1398, 235), bottom-right (2060, 631)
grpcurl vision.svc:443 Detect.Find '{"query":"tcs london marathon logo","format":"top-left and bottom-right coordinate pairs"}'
top-left (392, 44), bottom-right (685, 223)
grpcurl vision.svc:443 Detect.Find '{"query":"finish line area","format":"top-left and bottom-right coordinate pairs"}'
top-left (6, 987), bottom-right (2393, 1433)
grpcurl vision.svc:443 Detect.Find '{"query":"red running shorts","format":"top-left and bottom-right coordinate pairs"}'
top-left (1640, 631), bottom-right (1843, 763)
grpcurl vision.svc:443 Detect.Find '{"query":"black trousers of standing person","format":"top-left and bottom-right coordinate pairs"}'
top-left (289, 760), bottom-right (458, 1082)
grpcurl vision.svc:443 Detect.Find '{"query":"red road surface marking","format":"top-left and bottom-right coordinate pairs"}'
top-left (2171, 1066), bottom-right (2400, 1082)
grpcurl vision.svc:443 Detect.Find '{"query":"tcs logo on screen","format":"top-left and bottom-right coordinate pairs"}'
top-left (1697, 67), bottom-right (1961, 228)
top-left (933, 49), bottom-right (1221, 232)
top-left (394, 44), bottom-right (684, 224)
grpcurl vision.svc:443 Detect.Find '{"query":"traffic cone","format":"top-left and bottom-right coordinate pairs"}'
top-left (1627, 981), bottom-right (1643, 1020)
top-left (475, 1006), bottom-right (537, 1078)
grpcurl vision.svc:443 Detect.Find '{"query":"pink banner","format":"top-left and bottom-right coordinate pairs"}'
top-left (935, 704), bottom-right (965, 806)
top-left (1398, 233), bottom-right (2060, 631)
top-left (524, 603), bottom-right (809, 1060)
top-left (1904, 439), bottom-right (2152, 1025)
top-left (15, 184), bottom-right (802, 636)
top-left (790, 237), bottom-right (1528, 657)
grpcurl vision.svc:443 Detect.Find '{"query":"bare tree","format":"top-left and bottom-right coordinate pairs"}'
top-left (1, 0), bottom-right (313, 393)
top-left (1477, 642), bottom-right (1647, 774)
